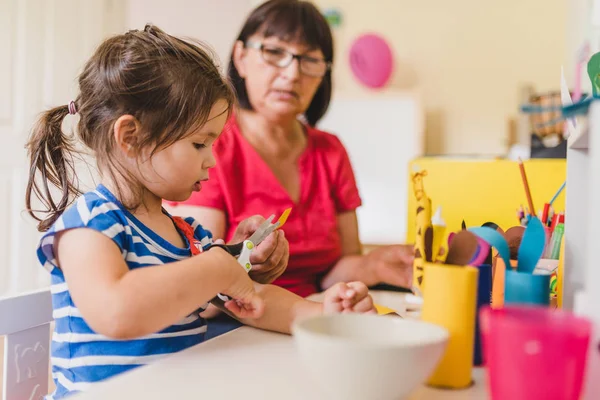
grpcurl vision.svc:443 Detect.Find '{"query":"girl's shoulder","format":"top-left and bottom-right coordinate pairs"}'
top-left (48, 187), bottom-right (128, 235)
top-left (37, 187), bottom-right (130, 273)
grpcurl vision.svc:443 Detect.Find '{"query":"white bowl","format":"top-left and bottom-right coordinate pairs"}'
top-left (292, 313), bottom-right (448, 400)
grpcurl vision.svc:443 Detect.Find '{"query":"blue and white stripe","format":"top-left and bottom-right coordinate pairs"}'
top-left (37, 185), bottom-right (214, 399)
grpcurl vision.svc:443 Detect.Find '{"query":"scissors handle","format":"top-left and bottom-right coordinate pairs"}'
top-left (209, 240), bottom-right (255, 303)
top-left (205, 207), bottom-right (291, 305)
top-left (208, 242), bottom-right (243, 256)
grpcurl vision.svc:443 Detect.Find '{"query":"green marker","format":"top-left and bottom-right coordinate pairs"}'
top-left (550, 224), bottom-right (564, 260)
top-left (587, 51), bottom-right (600, 97)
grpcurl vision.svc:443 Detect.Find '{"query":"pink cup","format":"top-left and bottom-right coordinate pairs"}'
top-left (480, 305), bottom-right (592, 400)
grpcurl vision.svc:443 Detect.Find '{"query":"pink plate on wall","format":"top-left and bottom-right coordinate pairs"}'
top-left (348, 33), bottom-right (394, 88)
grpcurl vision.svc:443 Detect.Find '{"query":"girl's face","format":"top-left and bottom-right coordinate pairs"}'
top-left (138, 99), bottom-right (229, 202)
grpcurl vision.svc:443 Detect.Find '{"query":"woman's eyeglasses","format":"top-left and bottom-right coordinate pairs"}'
top-left (245, 41), bottom-right (331, 78)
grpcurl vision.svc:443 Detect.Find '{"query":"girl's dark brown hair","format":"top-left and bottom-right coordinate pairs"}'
top-left (228, 0), bottom-right (334, 126)
top-left (25, 24), bottom-right (235, 232)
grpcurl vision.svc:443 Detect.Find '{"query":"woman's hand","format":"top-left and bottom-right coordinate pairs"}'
top-left (230, 216), bottom-right (289, 284)
top-left (365, 245), bottom-right (415, 288)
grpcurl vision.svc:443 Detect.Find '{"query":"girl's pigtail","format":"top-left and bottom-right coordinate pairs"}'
top-left (25, 104), bottom-right (82, 232)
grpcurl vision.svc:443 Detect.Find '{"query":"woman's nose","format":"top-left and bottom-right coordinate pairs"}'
top-left (281, 57), bottom-right (301, 80)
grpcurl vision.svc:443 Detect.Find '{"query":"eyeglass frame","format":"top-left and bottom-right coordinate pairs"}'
top-left (244, 40), bottom-right (332, 78)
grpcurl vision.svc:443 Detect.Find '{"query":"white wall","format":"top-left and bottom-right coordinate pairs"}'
top-left (564, 0), bottom-right (595, 97)
top-left (0, 0), bottom-right (126, 296)
top-left (314, 0), bottom-right (567, 156)
top-left (317, 91), bottom-right (424, 244)
top-left (126, 0), bottom-right (256, 71)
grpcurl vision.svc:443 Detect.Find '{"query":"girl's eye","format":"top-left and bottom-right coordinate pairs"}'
top-left (193, 143), bottom-right (206, 150)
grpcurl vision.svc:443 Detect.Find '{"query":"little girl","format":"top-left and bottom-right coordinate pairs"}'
top-left (25, 25), bottom-right (375, 399)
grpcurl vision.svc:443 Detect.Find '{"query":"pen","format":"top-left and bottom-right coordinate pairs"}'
top-left (518, 158), bottom-right (536, 216)
top-left (549, 181), bottom-right (566, 206)
top-left (541, 203), bottom-right (550, 227)
top-left (550, 224), bottom-right (564, 259)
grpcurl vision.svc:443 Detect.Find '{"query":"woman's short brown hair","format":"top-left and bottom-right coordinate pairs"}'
top-left (228, 0), bottom-right (333, 126)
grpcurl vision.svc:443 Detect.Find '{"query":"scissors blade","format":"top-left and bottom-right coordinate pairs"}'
top-left (250, 222), bottom-right (280, 246)
top-left (245, 215), bottom-right (275, 245)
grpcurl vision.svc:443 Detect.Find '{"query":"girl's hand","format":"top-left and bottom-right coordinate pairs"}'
top-left (223, 297), bottom-right (264, 319)
top-left (322, 281), bottom-right (376, 314)
top-left (215, 247), bottom-right (265, 319)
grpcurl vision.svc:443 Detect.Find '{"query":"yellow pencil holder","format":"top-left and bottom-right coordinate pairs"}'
top-left (421, 263), bottom-right (479, 389)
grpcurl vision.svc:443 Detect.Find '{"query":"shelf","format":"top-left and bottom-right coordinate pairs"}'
top-left (568, 120), bottom-right (589, 150)
top-left (563, 101), bottom-right (600, 313)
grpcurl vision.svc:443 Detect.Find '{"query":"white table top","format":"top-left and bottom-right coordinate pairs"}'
top-left (73, 292), bottom-right (489, 399)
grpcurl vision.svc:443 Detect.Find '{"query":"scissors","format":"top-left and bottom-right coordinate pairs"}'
top-left (210, 208), bottom-right (291, 302)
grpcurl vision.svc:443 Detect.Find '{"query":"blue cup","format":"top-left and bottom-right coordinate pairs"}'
top-left (474, 264), bottom-right (492, 366)
top-left (504, 269), bottom-right (550, 306)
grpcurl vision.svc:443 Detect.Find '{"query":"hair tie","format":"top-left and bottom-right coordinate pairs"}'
top-left (68, 101), bottom-right (77, 115)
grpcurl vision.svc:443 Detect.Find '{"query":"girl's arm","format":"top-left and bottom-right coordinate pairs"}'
top-left (320, 211), bottom-right (414, 290)
top-left (55, 227), bottom-right (258, 339)
top-left (167, 205), bottom-right (287, 284)
top-left (218, 284), bottom-right (321, 334)
top-left (215, 281), bottom-right (375, 334)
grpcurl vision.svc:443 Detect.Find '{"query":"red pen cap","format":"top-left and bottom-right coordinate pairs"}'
top-left (542, 203), bottom-right (550, 224)
top-left (550, 213), bottom-right (560, 230)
